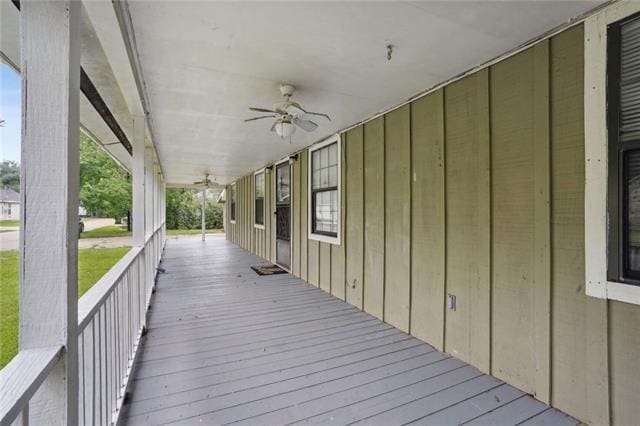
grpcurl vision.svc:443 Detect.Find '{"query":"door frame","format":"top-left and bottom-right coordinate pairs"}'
top-left (274, 157), bottom-right (293, 271)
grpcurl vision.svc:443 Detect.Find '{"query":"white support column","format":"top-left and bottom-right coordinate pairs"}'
top-left (144, 147), bottom-right (154, 239)
top-left (19, 1), bottom-right (80, 424)
top-left (132, 116), bottom-right (147, 330)
top-left (143, 148), bottom-right (154, 302)
top-left (201, 188), bottom-right (206, 242)
top-left (132, 116), bottom-right (146, 247)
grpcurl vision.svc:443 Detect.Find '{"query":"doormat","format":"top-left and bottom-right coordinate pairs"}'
top-left (250, 264), bottom-right (287, 276)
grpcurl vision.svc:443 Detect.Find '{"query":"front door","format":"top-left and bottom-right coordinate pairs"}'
top-left (275, 162), bottom-right (291, 270)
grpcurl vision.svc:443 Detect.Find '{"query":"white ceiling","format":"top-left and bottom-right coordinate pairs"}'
top-left (2, 1), bottom-right (605, 186)
top-left (126, 0), bottom-right (602, 185)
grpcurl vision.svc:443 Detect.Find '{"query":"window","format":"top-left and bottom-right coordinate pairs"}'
top-left (585, 2), bottom-right (640, 304)
top-left (254, 170), bottom-right (265, 227)
top-left (608, 13), bottom-right (640, 285)
top-left (229, 183), bottom-right (236, 223)
top-left (308, 135), bottom-right (341, 244)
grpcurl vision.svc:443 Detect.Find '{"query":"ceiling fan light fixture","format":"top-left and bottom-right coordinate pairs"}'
top-left (275, 120), bottom-right (296, 139)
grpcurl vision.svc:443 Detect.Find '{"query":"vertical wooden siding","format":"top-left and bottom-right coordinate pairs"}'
top-left (363, 119), bottom-right (384, 317)
top-left (346, 127), bottom-right (364, 309)
top-left (224, 23), bottom-right (639, 425)
top-left (384, 105), bottom-right (411, 333)
top-left (549, 26), bottom-right (610, 425)
top-left (410, 90), bottom-right (445, 351)
top-left (443, 69), bottom-right (491, 373)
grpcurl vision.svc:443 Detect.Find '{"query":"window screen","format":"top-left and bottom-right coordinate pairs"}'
top-left (311, 142), bottom-right (339, 237)
top-left (608, 12), bottom-right (640, 283)
top-left (230, 184), bottom-right (236, 222)
top-left (255, 172), bottom-right (265, 226)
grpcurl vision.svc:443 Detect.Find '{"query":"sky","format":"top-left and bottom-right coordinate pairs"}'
top-left (0, 63), bottom-right (21, 163)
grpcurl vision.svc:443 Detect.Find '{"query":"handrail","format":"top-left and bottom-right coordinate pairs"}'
top-left (0, 346), bottom-right (63, 425)
top-left (1, 222), bottom-right (166, 426)
top-left (77, 246), bottom-right (143, 330)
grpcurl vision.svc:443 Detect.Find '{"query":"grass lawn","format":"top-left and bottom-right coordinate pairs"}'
top-left (0, 246), bottom-right (131, 369)
top-left (80, 225), bottom-right (131, 239)
top-left (166, 228), bottom-right (223, 236)
top-left (0, 220), bottom-right (19, 227)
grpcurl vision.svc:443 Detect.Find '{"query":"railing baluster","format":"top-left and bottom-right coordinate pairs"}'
top-left (92, 318), bottom-right (97, 425)
top-left (79, 331), bottom-right (85, 425)
top-left (1, 225), bottom-right (165, 426)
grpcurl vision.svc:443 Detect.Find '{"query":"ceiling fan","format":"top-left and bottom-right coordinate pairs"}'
top-left (245, 84), bottom-right (331, 140)
top-left (193, 173), bottom-right (213, 188)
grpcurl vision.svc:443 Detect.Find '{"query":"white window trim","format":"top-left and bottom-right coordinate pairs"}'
top-left (308, 134), bottom-right (341, 245)
top-left (229, 183), bottom-right (236, 224)
top-left (585, 0), bottom-right (640, 305)
top-left (254, 169), bottom-right (266, 229)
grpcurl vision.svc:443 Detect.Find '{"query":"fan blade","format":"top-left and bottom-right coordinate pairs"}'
top-left (244, 115), bottom-right (276, 122)
top-left (249, 107), bottom-right (279, 114)
top-left (303, 111), bottom-right (331, 121)
top-left (289, 102), bottom-right (330, 121)
top-left (288, 102), bottom-right (307, 114)
top-left (293, 117), bottom-right (318, 132)
top-left (270, 120), bottom-right (279, 132)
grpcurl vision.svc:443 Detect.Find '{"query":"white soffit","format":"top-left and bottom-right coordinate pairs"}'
top-left (124, 0), bottom-right (603, 185)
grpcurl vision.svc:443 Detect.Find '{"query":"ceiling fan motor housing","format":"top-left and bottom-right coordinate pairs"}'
top-left (280, 84), bottom-right (296, 97)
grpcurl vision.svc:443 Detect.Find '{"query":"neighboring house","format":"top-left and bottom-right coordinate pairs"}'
top-left (0, 187), bottom-right (19, 220)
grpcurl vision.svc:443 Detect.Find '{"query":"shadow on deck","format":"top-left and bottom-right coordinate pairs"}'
top-left (120, 236), bottom-right (576, 425)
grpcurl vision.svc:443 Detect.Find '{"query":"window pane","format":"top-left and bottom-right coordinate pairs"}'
top-left (626, 150), bottom-right (640, 272)
top-left (321, 168), bottom-right (329, 188)
top-left (230, 184), bottom-right (236, 220)
top-left (255, 198), bottom-right (264, 225)
top-left (320, 146), bottom-right (328, 169)
top-left (255, 172), bottom-right (264, 198)
top-left (313, 150), bottom-right (321, 171)
top-left (328, 142), bottom-right (338, 167)
top-left (328, 165), bottom-right (338, 187)
top-left (313, 189), bottom-right (338, 236)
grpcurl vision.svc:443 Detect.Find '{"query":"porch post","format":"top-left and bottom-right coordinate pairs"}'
top-left (19, 1), bottom-right (80, 424)
top-left (201, 188), bottom-right (206, 242)
top-left (144, 148), bottom-right (154, 300)
top-left (132, 115), bottom-right (146, 248)
top-left (132, 116), bottom-right (147, 329)
top-left (145, 147), bottom-right (154, 240)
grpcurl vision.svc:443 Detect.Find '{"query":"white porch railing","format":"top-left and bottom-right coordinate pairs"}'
top-left (0, 224), bottom-right (165, 426)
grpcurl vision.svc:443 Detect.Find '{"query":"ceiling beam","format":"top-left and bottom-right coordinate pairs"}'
top-left (11, 0), bottom-right (133, 156)
top-left (112, 0), bottom-right (164, 177)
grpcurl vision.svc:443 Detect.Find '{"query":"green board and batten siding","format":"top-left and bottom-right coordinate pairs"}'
top-left (225, 25), bottom-right (639, 425)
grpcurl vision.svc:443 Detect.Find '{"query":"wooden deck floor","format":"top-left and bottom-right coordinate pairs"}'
top-left (120, 236), bottom-right (577, 426)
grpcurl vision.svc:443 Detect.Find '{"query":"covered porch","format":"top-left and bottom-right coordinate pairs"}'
top-left (119, 236), bottom-right (572, 425)
top-left (3, 1), bottom-right (640, 425)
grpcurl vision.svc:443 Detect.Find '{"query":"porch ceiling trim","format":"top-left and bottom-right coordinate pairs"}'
top-left (112, 0), bottom-right (164, 177)
top-left (11, 0), bottom-right (134, 157)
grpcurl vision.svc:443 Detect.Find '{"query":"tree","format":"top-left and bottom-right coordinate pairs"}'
top-left (165, 187), bottom-right (224, 230)
top-left (205, 199), bottom-right (224, 229)
top-left (79, 133), bottom-right (131, 222)
top-left (0, 161), bottom-right (20, 192)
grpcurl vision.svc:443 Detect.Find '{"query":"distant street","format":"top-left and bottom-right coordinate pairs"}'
top-left (0, 218), bottom-right (120, 251)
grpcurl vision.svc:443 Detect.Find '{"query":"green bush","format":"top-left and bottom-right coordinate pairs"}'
top-left (166, 188), bottom-right (223, 230)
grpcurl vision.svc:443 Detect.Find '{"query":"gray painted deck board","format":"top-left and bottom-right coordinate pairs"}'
top-left (120, 237), bottom-right (577, 426)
